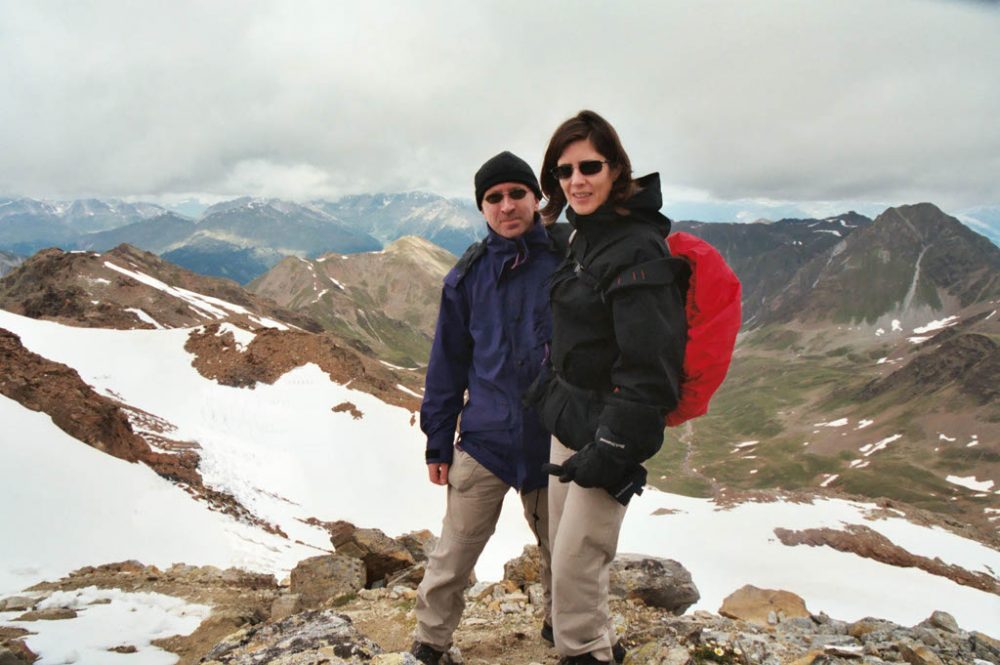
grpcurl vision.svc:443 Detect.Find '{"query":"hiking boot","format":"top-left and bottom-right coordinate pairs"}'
top-left (410, 641), bottom-right (446, 664)
top-left (556, 643), bottom-right (627, 664)
top-left (558, 654), bottom-right (606, 664)
top-left (541, 622), bottom-right (554, 645)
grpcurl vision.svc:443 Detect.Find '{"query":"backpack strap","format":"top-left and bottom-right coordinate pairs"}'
top-left (444, 239), bottom-right (487, 287)
top-left (546, 222), bottom-right (573, 257)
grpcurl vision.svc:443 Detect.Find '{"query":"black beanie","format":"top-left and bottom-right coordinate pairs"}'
top-left (474, 151), bottom-right (542, 210)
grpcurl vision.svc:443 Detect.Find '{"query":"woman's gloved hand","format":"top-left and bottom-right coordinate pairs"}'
top-left (543, 426), bottom-right (648, 505)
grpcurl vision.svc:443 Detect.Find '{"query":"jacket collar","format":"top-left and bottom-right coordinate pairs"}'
top-left (483, 214), bottom-right (549, 279)
top-left (566, 173), bottom-right (670, 237)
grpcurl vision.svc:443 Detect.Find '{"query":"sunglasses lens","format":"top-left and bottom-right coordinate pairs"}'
top-left (579, 160), bottom-right (605, 175)
top-left (484, 188), bottom-right (528, 205)
top-left (553, 165), bottom-right (573, 180)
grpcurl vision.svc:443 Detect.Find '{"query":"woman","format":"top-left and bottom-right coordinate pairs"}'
top-left (534, 110), bottom-right (687, 665)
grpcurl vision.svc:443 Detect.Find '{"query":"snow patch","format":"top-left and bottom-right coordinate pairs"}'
top-left (913, 316), bottom-right (959, 335)
top-left (855, 419), bottom-right (874, 430)
top-left (734, 440), bottom-right (759, 449)
top-left (380, 360), bottom-right (420, 371)
top-left (860, 434), bottom-right (902, 457)
top-left (814, 418), bottom-right (848, 428)
top-left (876, 357), bottom-right (888, 364)
top-left (946, 476), bottom-right (995, 492)
top-left (397, 384), bottom-right (423, 398)
top-left (891, 320), bottom-right (902, 332)
top-left (938, 433), bottom-right (957, 442)
top-left (124, 308), bottom-right (164, 330)
top-left (0, 587), bottom-right (210, 665)
top-left (105, 261), bottom-right (289, 329)
top-left (907, 336), bottom-right (931, 344)
top-left (820, 474), bottom-right (839, 488)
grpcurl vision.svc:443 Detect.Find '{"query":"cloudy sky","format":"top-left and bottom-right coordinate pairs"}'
top-left (1, 0), bottom-right (998, 219)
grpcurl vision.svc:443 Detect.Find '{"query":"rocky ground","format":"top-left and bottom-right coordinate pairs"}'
top-left (2, 523), bottom-right (997, 665)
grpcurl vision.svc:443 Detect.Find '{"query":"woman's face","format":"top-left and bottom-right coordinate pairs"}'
top-left (556, 138), bottom-right (617, 216)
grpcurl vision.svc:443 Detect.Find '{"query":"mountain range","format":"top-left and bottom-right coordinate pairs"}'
top-left (0, 193), bottom-right (486, 284)
top-left (0, 198), bottom-right (997, 660)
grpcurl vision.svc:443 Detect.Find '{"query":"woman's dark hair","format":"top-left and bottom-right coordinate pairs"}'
top-left (540, 109), bottom-right (635, 223)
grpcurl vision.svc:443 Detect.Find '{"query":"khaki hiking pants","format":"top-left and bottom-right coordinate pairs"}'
top-left (415, 448), bottom-right (552, 650)
top-left (549, 436), bottom-right (628, 661)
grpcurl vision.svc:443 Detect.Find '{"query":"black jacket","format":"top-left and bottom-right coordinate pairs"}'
top-left (535, 173), bottom-right (687, 465)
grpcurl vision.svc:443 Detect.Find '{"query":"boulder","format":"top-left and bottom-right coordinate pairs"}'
top-left (333, 527), bottom-right (416, 587)
top-left (0, 597), bottom-right (34, 612)
top-left (289, 555), bottom-right (366, 609)
top-left (925, 610), bottom-right (960, 634)
top-left (899, 641), bottom-right (946, 665)
top-left (397, 530), bottom-right (438, 563)
top-left (0, 638), bottom-right (37, 665)
top-left (503, 545), bottom-right (543, 588)
top-left (719, 585), bottom-right (810, 628)
top-left (608, 554), bottom-right (700, 614)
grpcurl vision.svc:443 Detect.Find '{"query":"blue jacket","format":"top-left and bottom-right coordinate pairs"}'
top-left (420, 219), bottom-right (561, 492)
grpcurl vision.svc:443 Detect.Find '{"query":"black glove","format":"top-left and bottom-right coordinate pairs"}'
top-left (543, 427), bottom-right (648, 505)
top-left (543, 442), bottom-right (628, 489)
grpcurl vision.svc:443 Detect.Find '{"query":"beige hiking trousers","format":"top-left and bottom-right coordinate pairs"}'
top-left (415, 448), bottom-right (552, 650)
top-left (549, 437), bottom-right (628, 661)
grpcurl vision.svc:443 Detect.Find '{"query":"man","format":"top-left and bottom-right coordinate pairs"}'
top-left (412, 152), bottom-right (561, 664)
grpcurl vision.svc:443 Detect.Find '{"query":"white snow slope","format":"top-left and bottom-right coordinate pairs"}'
top-left (1, 309), bottom-right (998, 638)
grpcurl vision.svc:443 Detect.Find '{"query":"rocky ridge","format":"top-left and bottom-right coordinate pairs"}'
top-left (247, 236), bottom-right (455, 366)
top-left (1, 523), bottom-right (996, 665)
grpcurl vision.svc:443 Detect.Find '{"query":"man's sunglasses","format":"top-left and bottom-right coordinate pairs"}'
top-left (483, 188), bottom-right (529, 205)
top-left (551, 160), bottom-right (609, 180)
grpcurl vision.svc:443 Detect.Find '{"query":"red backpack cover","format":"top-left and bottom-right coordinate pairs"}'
top-left (664, 232), bottom-right (742, 426)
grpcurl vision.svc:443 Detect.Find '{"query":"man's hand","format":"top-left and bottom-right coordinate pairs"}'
top-left (427, 462), bottom-right (450, 486)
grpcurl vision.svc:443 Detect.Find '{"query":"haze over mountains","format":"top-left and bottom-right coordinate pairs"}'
top-left (0, 193), bottom-right (485, 284)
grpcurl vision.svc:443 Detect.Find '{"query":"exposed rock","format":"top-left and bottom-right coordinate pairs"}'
top-left (0, 597), bottom-right (34, 612)
top-left (503, 545), bottom-right (544, 588)
top-left (925, 610), bottom-right (960, 634)
top-left (332, 401), bottom-right (364, 419)
top-left (13, 608), bottom-right (77, 621)
top-left (332, 527), bottom-right (416, 587)
top-left (0, 645), bottom-right (37, 665)
top-left (774, 525), bottom-right (999, 594)
top-left (201, 609), bottom-right (383, 664)
top-left (397, 530), bottom-right (438, 563)
top-left (270, 593), bottom-right (303, 622)
top-left (185, 325), bottom-right (417, 410)
top-left (899, 641), bottom-right (945, 665)
top-left (385, 563), bottom-right (427, 590)
top-left (718, 585), bottom-right (810, 628)
top-left (608, 554), bottom-right (700, 614)
top-left (0, 329), bottom-right (281, 533)
top-left (289, 555), bottom-right (366, 609)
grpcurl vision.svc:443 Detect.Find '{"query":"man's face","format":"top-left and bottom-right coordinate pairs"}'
top-left (481, 181), bottom-right (538, 239)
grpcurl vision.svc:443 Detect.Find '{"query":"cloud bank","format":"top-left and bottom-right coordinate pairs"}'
top-left (1, 0), bottom-right (997, 210)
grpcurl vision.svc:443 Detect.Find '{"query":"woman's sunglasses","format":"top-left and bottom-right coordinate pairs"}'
top-left (483, 188), bottom-right (529, 205)
top-left (551, 160), bottom-right (609, 180)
